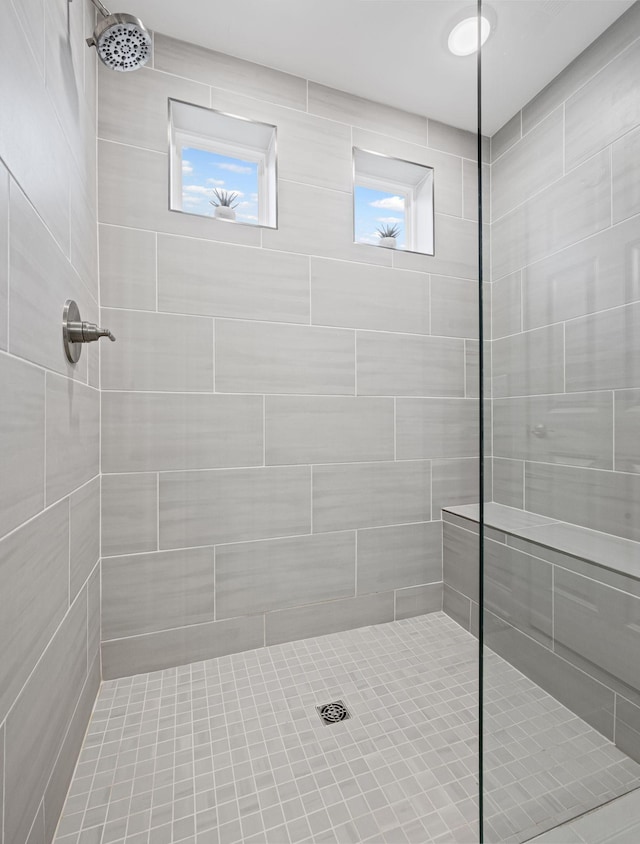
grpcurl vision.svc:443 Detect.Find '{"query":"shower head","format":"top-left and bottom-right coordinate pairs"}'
top-left (85, 0), bottom-right (151, 72)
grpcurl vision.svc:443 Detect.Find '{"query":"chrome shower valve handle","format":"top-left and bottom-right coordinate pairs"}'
top-left (63, 299), bottom-right (116, 363)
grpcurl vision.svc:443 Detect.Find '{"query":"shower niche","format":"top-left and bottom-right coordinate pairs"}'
top-left (169, 98), bottom-right (277, 227)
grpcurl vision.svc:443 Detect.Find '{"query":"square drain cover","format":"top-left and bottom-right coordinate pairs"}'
top-left (316, 700), bottom-right (351, 725)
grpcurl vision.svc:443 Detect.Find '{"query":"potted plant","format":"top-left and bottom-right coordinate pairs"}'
top-left (376, 223), bottom-right (400, 248)
top-left (210, 188), bottom-right (239, 221)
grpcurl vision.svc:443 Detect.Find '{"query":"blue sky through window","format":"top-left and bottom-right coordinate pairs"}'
top-left (181, 146), bottom-right (259, 223)
top-left (354, 185), bottom-right (406, 248)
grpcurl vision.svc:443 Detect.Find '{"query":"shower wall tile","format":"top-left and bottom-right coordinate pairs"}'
top-left (215, 319), bottom-right (355, 395)
top-left (491, 150), bottom-right (611, 279)
top-left (310, 258), bottom-right (430, 335)
top-left (615, 389), bottom-right (640, 473)
top-left (158, 234), bottom-right (310, 323)
top-left (0, 353), bottom-right (45, 538)
top-left (392, 214), bottom-right (479, 280)
top-left (491, 111), bottom-right (521, 162)
top-left (262, 179), bottom-right (390, 267)
top-left (356, 332), bottom-right (464, 397)
top-left (565, 39), bottom-right (640, 170)
top-left (522, 216), bottom-right (640, 330)
top-left (102, 547), bottom-right (216, 640)
top-left (215, 532), bottom-right (356, 618)
top-left (565, 302), bottom-right (640, 392)
top-left (492, 108), bottom-right (564, 221)
top-left (4, 589), bottom-right (87, 844)
top-left (0, 501), bottom-right (69, 724)
top-left (154, 34), bottom-right (307, 110)
top-left (491, 271), bottom-right (521, 339)
top-left (45, 374), bottom-right (99, 505)
top-left (493, 392), bottom-right (614, 469)
top-left (616, 697), bottom-right (640, 764)
top-left (432, 458), bottom-right (481, 518)
top-left (98, 63), bottom-right (210, 152)
top-left (525, 462), bottom-right (640, 543)
top-left (265, 592), bottom-right (395, 647)
top-left (356, 522), bottom-right (442, 595)
top-left (102, 615), bottom-right (265, 680)
top-left (312, 461), bottom-right (431, 533)
top-left (396, 398), bottom-right (478, 460)
top-left (613, 124), bottom-right (640, 224)
top-left (102, 392), bottom-right (263, 472)
top-left (265, 396), bottom-right (393, 465)
top-left (0, 161), bottom-right (8, 352)
top-left (101, 308), bottom-right (214, 392)
top-left (428, 120), bottom-right (476, 160)
top-left (88, 566), bottom-right (101, 670)
top-left (99, 225), bottom-right (157, 311)
top-left (442, 584), bottom-right (471, 631)
top-left (159, 466), bottom-right (311, 549)
top-left (492, 325), bottom-right (564, 398)
top-left (395, 583), bottom-right (443, 620)
top-left (430, 276), bottom-right (478, 339)
top-left (69, 477), bottom-right (100, 602)
top-left (443, 521), bottom-right (479, 604)
top-left (308, 83), bottom-right (428, 145)
top-left (101, 473), bottom-right (158, 557)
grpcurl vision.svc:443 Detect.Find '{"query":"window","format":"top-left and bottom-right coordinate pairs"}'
top-left (353, 148), bottom-right (434, 255)
top-left (169, 99), bottom-right (277, 228)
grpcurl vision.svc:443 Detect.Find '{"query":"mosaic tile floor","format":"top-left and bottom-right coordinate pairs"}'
top-left (53, 613), bottom-right (640, 844)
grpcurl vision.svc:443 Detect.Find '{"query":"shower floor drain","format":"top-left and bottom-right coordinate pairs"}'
top-left (316, 700), bottom-right (351, 725)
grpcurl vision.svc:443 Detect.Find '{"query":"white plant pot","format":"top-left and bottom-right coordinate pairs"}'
top-left (380, 236), bottom-right (396, 248)
top-left (214, 205), bottom-right (236, 221)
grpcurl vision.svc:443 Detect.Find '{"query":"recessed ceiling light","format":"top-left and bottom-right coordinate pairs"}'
top-left (448, 15), bottom-right (491, 56)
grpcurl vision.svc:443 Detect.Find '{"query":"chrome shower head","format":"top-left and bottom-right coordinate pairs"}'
top-left (86, 1), bottom-right (151, 72)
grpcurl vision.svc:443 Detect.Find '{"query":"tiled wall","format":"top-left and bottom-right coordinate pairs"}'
top-left (489, 1), bottom-right (640, 542)
top-left (0, 1), bottom-right (100, 842)
top-left (98, 33), bottom-right (485, 679)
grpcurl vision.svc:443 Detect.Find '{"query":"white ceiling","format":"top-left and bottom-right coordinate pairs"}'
top-left (125, 0), bottom-right (634, 135)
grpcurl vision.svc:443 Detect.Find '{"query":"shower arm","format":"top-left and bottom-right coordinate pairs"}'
top-left (89, 0), bottom-right (112, 18)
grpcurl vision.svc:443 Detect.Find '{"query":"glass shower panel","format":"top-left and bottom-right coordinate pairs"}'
top-left (481, 1), bottom-right (640, 841)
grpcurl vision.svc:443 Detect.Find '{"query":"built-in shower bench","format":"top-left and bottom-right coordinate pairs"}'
top-left (441, 501), bottom-right (640, 765)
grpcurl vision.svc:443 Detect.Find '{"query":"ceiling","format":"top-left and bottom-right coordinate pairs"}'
top-left (125, 0), bottom-right (635, 135)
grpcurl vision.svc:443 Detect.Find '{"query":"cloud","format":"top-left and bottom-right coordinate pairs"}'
top-left (376, 216), bottom-right (403, 224)
top-left (237, 200), bottom-right (257, 209)
top-left (250, 193), bottom-right (259, 202)
top-left (183, 185), bottom-right (211, 195)
top-left (182, 160), bottom-right (193, 174)
top-left (216, 162), bottom-right (254, 174)
top-left (206, 178), bottom-right (225, 186)
top-left (369, 195), bottom-right (405, 211)
top-left (237, 214), bottom-right (258, 222)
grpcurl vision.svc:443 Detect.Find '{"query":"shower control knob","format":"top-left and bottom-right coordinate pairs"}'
top-left (63, 299), bottom-right (116, 363)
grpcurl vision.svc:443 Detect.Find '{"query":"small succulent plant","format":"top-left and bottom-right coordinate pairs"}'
top-left (210, 188), bottom-right (240, 208)
top-left (376, 223), bottom-right (401, 239)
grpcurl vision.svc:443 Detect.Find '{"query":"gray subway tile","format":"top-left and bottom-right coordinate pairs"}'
top-left (492, 271), bottom-right (521, 340)
top-left (102, 547), bottom-right (215, 640)
top-left (525, 461), bottom-right (640, 542)
top-left (565, 39), bottom-right (640, 170)
top-left (443, 521), bottom-right (479, 604)
top-left (615, 389), bottom-right (640, 474)
top-left (432, 458), bottom-right (480, 518)
top-left (566, 302), bottom-right (640, 392)
top-left (99, 225), bottom-right (157, 311)
top-left (554, 567), bottom-right (640, 704)
top-left (45, 374), bottom-right (99, 505)
top-left (616, 696), bottom-right (640, 765)
top-left (396, 398), bottom-right (478, 460)
top-left (216, 319), bottom-right (354, 395)
top-left (395, 583), bottom-right (443, 620)
top-left (491, 112), bottom-right (521, 162)
top-left (493, 392), bottom-right (614, 469)
top-left (158, 234), bottom-right (310, 323)
top-left (101, 309), bottom-right (214, 392)
top-left (101, 473), bottom-right (157, 557)
top-left (357, 522), bottom-right (442, 595)
top-left (428, 120), bottom-right (476, 160)
top-left (102, 392), bottom-right (263, 472)
top-left (4, 590), bottom-right (87, 844)
top-left (310, 258), bottom-right (429, 335)
top-left (154, 34), bottom-right (307, 109)
top-left (265, 396), bottom-right (393, 465)
top-left (70, 477), bottom-right (100, 602)
top-left (492, 150), bottom-right (611, 279)
top-left (159, 466), bottom-right (311, 549)
top-left (216, 532), bottom-right (355, 618)
top-left (492, 324), bottom-right (564, 398)
top-left (356, 331), bottom-right (464, 398)
top-left (492, 458), bottom-right (524, 508)
top-left (613, 124), bottom-right (640, 224)
top-left (0, 501), bottom-right (69, 724)
top-left (430, 276), bottom-right (478, 339)
top-left (492, 108), bottom-right (563, 221)
top-left (484, 610), bottom-right (615, 739)
top-left (392, 214), bottom-right (479, 280)
top-left (312, 461), bottom-right (430, 533)
top-left (0, 161), bottom-right (7, 351)
top-left (442, 584), bottom-right (471, 631)
top-left (102, 615), bottom-right (265, 680)
top-left (0, 352), bottom-right (44, 537)
top-left (265, 592), bottom-right (394, 646)
top-left (88, 566), bottom-right (100, 669)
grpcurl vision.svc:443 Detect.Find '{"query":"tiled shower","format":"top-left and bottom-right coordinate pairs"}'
top-left (1, 0), bottom-right (640, 842)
